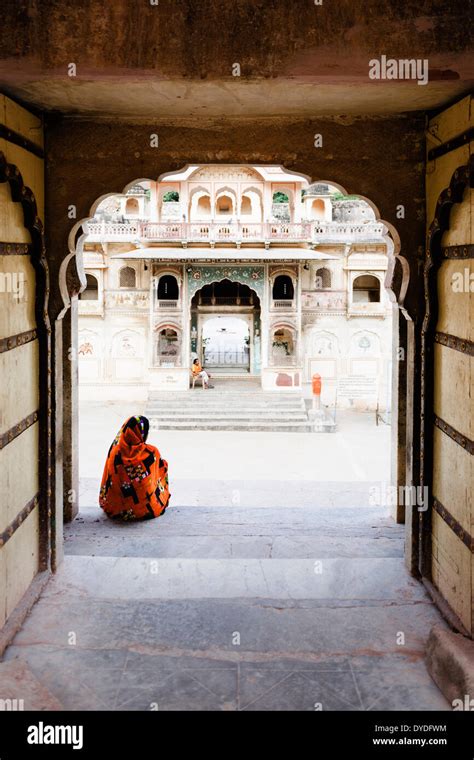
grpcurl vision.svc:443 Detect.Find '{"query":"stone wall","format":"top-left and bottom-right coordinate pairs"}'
top-left (424, 95), bottom-right (473, 636)
top-left (0, 95), bottom-right (49, 640)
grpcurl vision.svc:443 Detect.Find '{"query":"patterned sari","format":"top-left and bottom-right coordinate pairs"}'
top-left (99, 416), bottom-right (170, 520)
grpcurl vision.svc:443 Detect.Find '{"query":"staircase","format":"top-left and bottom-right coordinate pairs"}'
top-left (145, 389), bottom-right (312, 432)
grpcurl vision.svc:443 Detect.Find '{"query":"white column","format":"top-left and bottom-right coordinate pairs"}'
top-left (264, 184), bottom-right (273, 222)
top-left (180, 182), bottom-right (189, 224)
top-left (293, 186), bottom-right (302, 222)
top-left (150, 181), bottom-right (159, 222)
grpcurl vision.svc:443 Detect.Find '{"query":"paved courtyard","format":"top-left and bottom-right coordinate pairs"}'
top-left (2, 403), bottom-right (449, 711)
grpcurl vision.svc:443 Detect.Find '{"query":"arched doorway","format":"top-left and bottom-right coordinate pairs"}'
top-left (202, 316), bottom-right (250, 372)
top-left (190, 279), bottom-right (261, 375)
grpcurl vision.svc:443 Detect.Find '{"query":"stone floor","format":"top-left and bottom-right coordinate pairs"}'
top-left (79, 402), bottom-right (392, 487)
top-left (1, 406), bottom-right (449, 711)
top-left (4, 497), bottom-right (449, 711)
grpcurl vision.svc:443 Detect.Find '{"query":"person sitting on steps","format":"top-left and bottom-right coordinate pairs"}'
top-left (192, 357), bottom-right (214, 389)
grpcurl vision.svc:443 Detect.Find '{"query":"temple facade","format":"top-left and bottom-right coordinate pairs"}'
top-left (78, 165), bottom-right (392, 408)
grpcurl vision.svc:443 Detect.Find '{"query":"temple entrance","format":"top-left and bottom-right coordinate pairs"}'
top-left (202, 316), bottom-right (250, 373)
top-left (191, 279), bottom-right (261, 376)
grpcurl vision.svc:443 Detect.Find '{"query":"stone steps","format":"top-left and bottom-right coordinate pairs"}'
top-left (147, 393), bottom-right (305, 402)
top-left (149, 412), bottom-right (309, 420)
top-left (146, 391), bottom-right (311, 431)
top-left (147, 404), bottom-right (306, 413)
top-left (147, 401), bottom-right (306, 408)
top-left (150, 420), bottom-right (312, 432)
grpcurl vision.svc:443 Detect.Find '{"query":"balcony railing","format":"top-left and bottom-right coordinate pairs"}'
top-left (84, 220), bottom-right (385, 244)
top-left (156, 299), bottom-right (180, 309)
top-left (85, 221), bottom-right (141, 240)
top-left (272, 299), bottom-right (295, 310)
top-left (142, 222), bottom-right (311, 243)
top-left (196, 296), bottom-right (255, 306)
top-left (311, 221), bottom-right (385, 242)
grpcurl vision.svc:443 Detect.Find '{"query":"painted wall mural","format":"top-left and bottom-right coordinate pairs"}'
top-left (187, 265), bottom-right (265, 299)
top-left (302, 291), bottom-right (347, 310)
top-left (349, 331), bottom-right (381, 356)
top-left (111, 330), bottom-right (144, 358)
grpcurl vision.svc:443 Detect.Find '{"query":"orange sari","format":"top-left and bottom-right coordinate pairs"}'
top-left (99, 416), bottom-right (170, 520)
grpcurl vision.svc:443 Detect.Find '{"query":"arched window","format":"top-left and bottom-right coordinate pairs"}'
top-left (352, 274), bottom-right (381, 303)
top-left (119, 266), bottom-right (136, 288)
top-left (311, 199), bottom-right (325, 220)
top-left (272, 275), bottom-right (294, 300)
top-left (271, 327), bottom-right (295, 366)
top-left (273, 191), bottom-right (289, 203)
top-left (315, 267), bottom-right (331, 289)
top-left (163, 191), bottom-right (180, 202)
top-left (125, 197), bottom-right (139, 215)
top-left (240, 195), bottom-right (252, 215)
top-left (157, 327), bottom-right (181, 366)
top-left (158, 275), bottom-right (179, 300)
top-left (79, 273), bottom-right (99, 301)
top-left (240, 189), bottom-right (262, 221)
top-left (196, 194), bottom-right (211, 217)
top-left (216, 194), bottom-right (234, 215)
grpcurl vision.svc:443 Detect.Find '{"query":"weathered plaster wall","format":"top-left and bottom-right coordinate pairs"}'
top-left (0, 96), bottom-right (44, 629)
top-left (3, 0), bottom-right (471, 77)
top-left (425, 95), bottom-right (473, 635)
top-left (0, 0), bottom-right (472, 119)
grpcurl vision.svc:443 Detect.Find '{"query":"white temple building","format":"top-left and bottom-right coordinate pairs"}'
top-left (78, 165), bottom-right (393, 410)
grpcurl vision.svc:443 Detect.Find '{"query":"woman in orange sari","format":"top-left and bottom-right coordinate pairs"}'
top-left (192, 357), bottom-right (212, 389)
top-left (99, 415), bottom-right (170, 521)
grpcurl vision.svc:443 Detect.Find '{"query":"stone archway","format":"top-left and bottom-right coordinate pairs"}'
top-left (62, 165), bottom-right (411, 540)
top-left (201, 315), bottom-right (251, 373)
top-left (189, 276), bottom-right (262, 376)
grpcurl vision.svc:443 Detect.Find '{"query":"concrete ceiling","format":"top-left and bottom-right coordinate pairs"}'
top-left (1, 76), bottom-right (472, 121)
top-left (0, 0), bottom-right (472, 120)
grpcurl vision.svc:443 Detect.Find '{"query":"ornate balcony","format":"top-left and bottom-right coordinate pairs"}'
top-left (84, 221), bottom-right (141, 241)
top-left (311, 221), bottom-right (385, 243)
top-left (271, 299), bottom-right (295, 310)
top-left (86, 220), bottom-right (312, 244)
top-left (156, 299), bottom-right (180, 309)
top-left (84, 219), bottom-right (385, 245)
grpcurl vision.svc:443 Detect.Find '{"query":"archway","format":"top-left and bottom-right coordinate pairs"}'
top-left (272, 274), bottom-right (294, 301)
top-left (125, 197), bottom-right (139, 216)
top-left (17, 159), bottom-right (444, 715)
top-left (352, 274), bottom-right (381, 303)
top-left (311, 198), bottom-right (326, 220)
top-left (157, 274), bottom-right (179, 301)
top-left (191, 279), bottom-right (261, 375)
top-left (79, 273), bottom-right (99, 300)
top-left (202, 316), bottom-right (250, 372)
top-left (65, 164), bottom-right (410, 548)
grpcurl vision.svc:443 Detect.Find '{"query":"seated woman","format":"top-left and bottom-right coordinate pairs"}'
top-left (99, 415), bottom-right (170, 521)
top-left (192, 357), bottom-right (213, 389)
